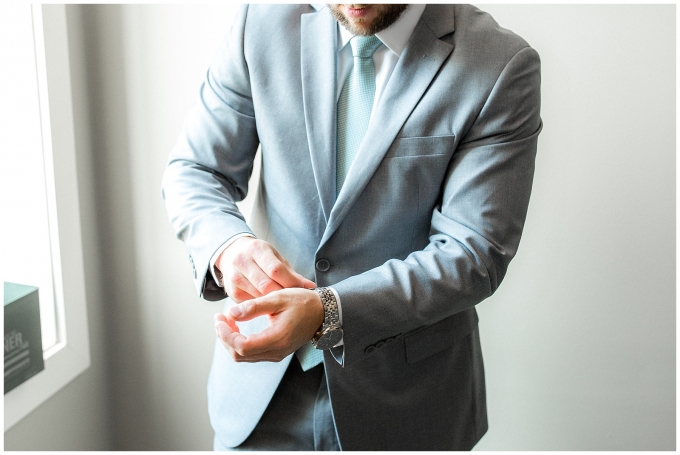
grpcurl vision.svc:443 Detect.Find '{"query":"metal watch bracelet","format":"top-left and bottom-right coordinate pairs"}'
top-left (315, 287), bottom-right (339, 330)
top-left (312, 287), bottom-right (343, 350)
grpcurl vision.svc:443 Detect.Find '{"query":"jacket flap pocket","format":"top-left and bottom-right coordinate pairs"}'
top-left (403, 307), bottom-right (479, 364)
top-left (384, 135), bottom-right (456, 159)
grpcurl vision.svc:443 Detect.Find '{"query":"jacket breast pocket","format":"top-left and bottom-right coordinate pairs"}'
top-left (384, 134), bottom-right (456, 160)
top-left (403, 307), bottom-right (479, 364)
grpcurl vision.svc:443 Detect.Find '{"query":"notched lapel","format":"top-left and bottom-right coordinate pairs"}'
top-left (321, 8), bottom-right (456, 246)
top-left (301, 8), bottom-right (337, 224)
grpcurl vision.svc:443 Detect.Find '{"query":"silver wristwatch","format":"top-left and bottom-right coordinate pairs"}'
top-left (311, 287), bottom-right (343, 350)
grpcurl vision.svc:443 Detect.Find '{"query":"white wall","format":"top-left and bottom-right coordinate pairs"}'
top-left (4, 4), bottom-right (674, 451)
top-left (474, 4), bottom-right (675, 450)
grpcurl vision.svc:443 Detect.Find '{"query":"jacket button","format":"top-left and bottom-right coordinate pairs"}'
top-left (375, 341), bottom-right (385, 349)
top-left (315, 259), bottom-right (331, 272)
top-left (364, 345), bottom-right (376, 354)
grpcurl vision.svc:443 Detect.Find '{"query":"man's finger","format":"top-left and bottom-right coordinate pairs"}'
top-left (218, 238), bottom-right (315, 297)
top-left (219, 238), bottom-right (282, 296)
top-left (239, 252), bottom-right (285, 295)
top-left (229, 325), bottom-right (292, 359)
top-left (226, 272), bottom-right (263, 303)
top-left (214, 318), bottom-right (247, 353)
top-left (214, 312), bottom-right (239, 332)
top-left (253, 247), bottom-right (316, 289)
top-left (217, 313), bottom-right (289, 360)
top-left (227, 296), bottom-right (281, 322)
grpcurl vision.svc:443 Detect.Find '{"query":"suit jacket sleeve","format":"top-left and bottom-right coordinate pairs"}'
top-left (162, 5), bottom-right (258, 300)
top-left (333, 45), bottom-right (542, 365)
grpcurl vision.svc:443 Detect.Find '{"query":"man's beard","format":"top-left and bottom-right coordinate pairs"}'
top-left (329, 4), bottom-right (408, 37)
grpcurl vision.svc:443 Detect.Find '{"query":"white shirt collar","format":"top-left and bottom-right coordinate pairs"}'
top-left (334, 4), bottom-right (426, 56)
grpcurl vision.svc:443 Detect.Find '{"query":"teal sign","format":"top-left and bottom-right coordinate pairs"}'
top-left (4, 282), bottom-right (45, 393)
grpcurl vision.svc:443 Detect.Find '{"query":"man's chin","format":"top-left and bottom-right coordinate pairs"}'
top-left (329, 4), bottom-right (408, 37)
top-left (345, 22), bottom-right (373, 37)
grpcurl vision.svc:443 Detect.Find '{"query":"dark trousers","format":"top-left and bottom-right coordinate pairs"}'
top-left (214, 359), bottom-right (340, 451)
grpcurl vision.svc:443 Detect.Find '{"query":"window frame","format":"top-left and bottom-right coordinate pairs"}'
top-left (4, 4), bottom-right (91, 431)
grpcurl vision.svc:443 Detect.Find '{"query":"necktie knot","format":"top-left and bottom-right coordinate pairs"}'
top-left (350, 35), bottom-right (382, 59)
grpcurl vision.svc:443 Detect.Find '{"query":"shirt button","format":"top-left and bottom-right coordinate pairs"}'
top-left (315, 259), bottom-right (331, 272)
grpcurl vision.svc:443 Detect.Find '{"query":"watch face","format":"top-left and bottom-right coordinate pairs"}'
top-left (315, 327), bottom-right (343, 350)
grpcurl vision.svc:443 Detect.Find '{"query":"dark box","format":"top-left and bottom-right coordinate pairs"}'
top-left (4, 282), bottom-right (45, 394)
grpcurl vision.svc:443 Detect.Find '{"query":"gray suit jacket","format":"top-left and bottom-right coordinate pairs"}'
top-left (162, 4), bottom-right (541, 450)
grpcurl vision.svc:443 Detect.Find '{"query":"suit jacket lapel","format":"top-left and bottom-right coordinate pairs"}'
top-left (321, 5), bottom-right (456, 246)
top-left (301, 8), bottom-right (337, 224)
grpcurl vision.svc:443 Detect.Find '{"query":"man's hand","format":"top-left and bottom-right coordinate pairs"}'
top-left (214, 288), bottom-right (324, 362)
top-left (216, 237), bottom-right (316, 302)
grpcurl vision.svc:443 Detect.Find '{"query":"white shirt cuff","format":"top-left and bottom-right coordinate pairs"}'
top-left (209, 233), bottom-right (256, 287)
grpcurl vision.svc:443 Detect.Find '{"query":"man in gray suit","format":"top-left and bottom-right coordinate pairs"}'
top-left (162, 4), bottom-right (541, 451)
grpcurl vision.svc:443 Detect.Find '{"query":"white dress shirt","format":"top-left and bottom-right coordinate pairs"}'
top-left (335, 4), bottom-right (426, 113)
top-left (210, 5), bottom-right (425, 343)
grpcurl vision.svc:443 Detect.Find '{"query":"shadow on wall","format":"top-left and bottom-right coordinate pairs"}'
top-left (79, 4), bottom-right (153, 450)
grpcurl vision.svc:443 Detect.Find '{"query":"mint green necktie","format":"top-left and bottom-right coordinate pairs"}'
top-left (296, 36), bottom-right (382, 372)
top-left (335, 35), bottom-right (383, 197)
